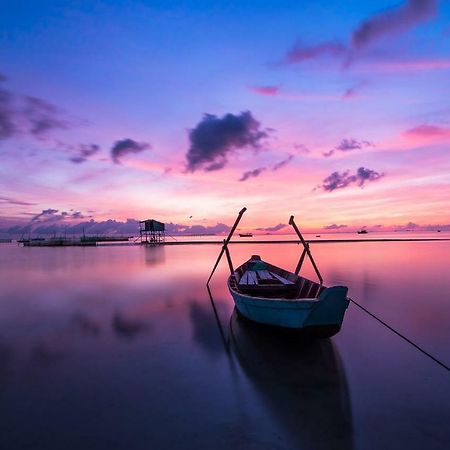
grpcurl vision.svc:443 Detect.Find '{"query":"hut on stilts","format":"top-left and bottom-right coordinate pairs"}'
top-left (139, 219), bottom-right (165, 244)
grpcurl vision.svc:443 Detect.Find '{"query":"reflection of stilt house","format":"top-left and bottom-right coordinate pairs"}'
top-left (139, 219), bottom-right (165, 244)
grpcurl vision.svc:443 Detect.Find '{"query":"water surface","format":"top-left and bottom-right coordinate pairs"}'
top-left (0, 241), bottom-right (449, 449)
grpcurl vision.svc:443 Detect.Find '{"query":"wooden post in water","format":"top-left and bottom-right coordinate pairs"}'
top-left (207, 207), bottom-right (247, 285)
top-left (289, 215), bottom-right (323, 284)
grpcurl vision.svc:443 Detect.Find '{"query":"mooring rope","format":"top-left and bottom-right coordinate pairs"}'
top-left (348, 297), bottom-right (450, 372)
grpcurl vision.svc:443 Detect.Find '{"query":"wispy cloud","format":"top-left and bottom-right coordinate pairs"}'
top-left (355, 58), bottom-right (450, 73)
top-left (272, 154), bottom-right (294, 171)
top-left (324, 138), bottom-right (374, 157)
top-left (0, 78), bottom-right (17, 139)
top-left (186, 111), bottom-right (268, 172)
top-left (283, 0), bottom-right (438, 67)
top-left (239, 167), bottom-right (266, 182)
top-left (319, 167), bottom-right (385, 192)
top-left (0, 196), bottom-right (36, 206)
top-left (285, 41), bottom-right (347, 64)
top-left (404, 124), bottom-right (450, 138)
top-left (23, 96), bottom-right (69, 138)
top-left (69, 144), bottom-right (101, 163)
top-left (341, 81), bottom-right (367, 100)
top-left (351, 0), bottom-right (437, 49)
top-left (0, 75), bottom-right (73, 142)
top-left (293, 143), bottom-right (310, 154)
top-left (249, 86), bottom-right (279, 96)
top-left (324, 223), bottom-right (348, 230)
top-left (256, 223), bottom-right (288, 232)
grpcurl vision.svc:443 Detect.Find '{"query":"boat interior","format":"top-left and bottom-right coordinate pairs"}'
top-left (230, 255), bottom-right (326, 300)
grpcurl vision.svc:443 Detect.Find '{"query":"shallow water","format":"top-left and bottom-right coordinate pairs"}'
top-left (0, 241), bottom-right (449, 449)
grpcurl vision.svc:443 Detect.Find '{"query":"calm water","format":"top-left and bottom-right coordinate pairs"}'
top-left (0, 241), bottom-right (449, 449)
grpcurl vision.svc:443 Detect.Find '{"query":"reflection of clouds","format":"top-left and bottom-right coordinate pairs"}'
top-left (72, 313), bottom-right (101, 336)
top-left (189, 300), bottom-right (228, 358)
top-left (29, 312), bottom-right (102, 367)
top-left (31, 340), bottom-right (67, 365)
top-left (112, 311), bottom-right (149, 339)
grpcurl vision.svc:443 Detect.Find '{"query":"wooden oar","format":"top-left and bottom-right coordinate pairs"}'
top-left (289, 215), bottom-right (323, 284)
top-left (207, 207), bottom-right (247, 285)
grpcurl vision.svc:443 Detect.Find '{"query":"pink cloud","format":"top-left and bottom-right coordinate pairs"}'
top-left (356, 59), bottom-right (450, 73)
top-left (404, 124), bottom-right (450, 139)
top-left (249, 86), bottom-right (279, 96)
top-left (342, 87), bottom-right (357, 100)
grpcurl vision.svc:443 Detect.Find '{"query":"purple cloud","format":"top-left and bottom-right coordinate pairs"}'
top-left (31, 208), bottom-right (59, 222)
top-left (272, 154), bottom-right (294, 171)
top-left (324, 138), bottom-right (374, 157)
top-left (23, 96), bottom-right (69, 138)
top-left (70, 144), bottom-right (101, 163)
top-left (283, 0), bottom-right (437, 66)
top-left (1, 215), bottom-right (234, 238)
top-left (256, 223), bottom-right (288, 232)
top-left (166, 222), bottom-right (231, 235)
top-left (0, 80), bottom-right (17, 140)
top-left (293, 143), bottom-right (310, 154)
top-left (352, 0), bottom-right (437, 49)
top-left (239, 167), bottom-right (266, 182)
top-left (320, 167), bottom-right (385, 192)
top-left (186, 111), bottom-right (268, 172)
top-left (285, 41), bottom-right (347, 64)
top-left (324, 223), bottom-right (348, 230)
top-left (0, 196), bottom-right (36, 206)
top-left (111, 138), bottom-right (150, 163)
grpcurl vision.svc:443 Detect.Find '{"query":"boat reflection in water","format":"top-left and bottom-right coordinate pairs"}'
top-left (229, 310), bottom-right (353, 450)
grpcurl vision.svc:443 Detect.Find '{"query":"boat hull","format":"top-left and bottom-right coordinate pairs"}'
top-left (229, 280), bottom-right (349, 338)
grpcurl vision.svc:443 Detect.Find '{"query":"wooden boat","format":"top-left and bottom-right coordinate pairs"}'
top-left (228, 255), bottom-right (348, 337)
top-left (357, 229), bottom-right (368, 234)
top-left (239, 232), bottom-right (253, 237)
top-left (207, 208), bottom-right (349, 338)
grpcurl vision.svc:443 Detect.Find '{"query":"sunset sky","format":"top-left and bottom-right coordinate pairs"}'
top-left (1, 0), bottom-right (450, 234)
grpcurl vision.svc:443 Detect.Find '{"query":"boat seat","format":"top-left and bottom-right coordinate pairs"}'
top-left (269, 272), bottom-right (295, 285)
top-left (256, 269), bottom-right (275, 280)
top-left (239, 270), bottom-right (258, 285)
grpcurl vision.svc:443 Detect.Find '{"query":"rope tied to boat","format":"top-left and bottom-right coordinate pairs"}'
top-left (348, 297), bottom-right (450, 372)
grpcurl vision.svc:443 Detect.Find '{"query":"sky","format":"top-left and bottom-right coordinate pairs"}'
top-left (1, 0), bottom-right (450, 235)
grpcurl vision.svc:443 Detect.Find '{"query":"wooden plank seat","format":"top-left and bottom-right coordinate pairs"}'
top-left (239, 269), bottom-right (295, 286)
top-left (269, 272), bottom-right (295, 285)
top-left (239, 270), bottom-right (258, 285)
top-left (256, 269), bottom-right (274, 280)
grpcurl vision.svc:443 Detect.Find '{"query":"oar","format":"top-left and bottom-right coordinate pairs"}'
top-left (289, 215), bottom-right (323, 284)
top-left (207, 207), bottom-right (247, 285)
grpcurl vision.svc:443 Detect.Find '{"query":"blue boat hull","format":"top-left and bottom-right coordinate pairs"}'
top-left (229, 281), bottom-right (349, 337)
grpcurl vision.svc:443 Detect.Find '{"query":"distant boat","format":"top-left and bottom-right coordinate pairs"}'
top-left (239, 232), bottom-right (253, 237)
top-left (228, 255), bottom-right (349, 337)
top-left (357, 229), bottom-right (368, 234)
